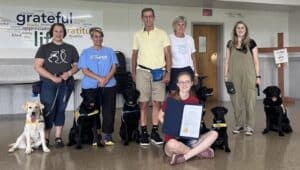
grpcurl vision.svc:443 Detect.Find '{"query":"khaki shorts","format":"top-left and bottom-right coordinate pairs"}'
top-left (136, 69), bottom-right (166, 102)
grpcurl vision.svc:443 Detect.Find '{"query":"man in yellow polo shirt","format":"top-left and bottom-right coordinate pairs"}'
top-left (132, 8), bottom-right (171, 146)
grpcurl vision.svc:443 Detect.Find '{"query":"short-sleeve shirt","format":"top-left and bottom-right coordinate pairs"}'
top-left (132, 27), bottom-right (170, 69)
top-left (226, 39), bottom-right (257, 54)
top-left (162, 95), bottom-right (200, 142)
top-left (35, 42), bottom-right (79, 81)
top-left (169, 33), bottom-right (196, 69)
top-left (78, 46), bottom-right (118, 89)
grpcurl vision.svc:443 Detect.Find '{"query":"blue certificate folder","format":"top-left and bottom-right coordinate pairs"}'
top-left (162, 97), bottom-right (202, 139)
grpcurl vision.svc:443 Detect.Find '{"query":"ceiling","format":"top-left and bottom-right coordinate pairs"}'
top-left (83, 0), bottom-right (300, 11)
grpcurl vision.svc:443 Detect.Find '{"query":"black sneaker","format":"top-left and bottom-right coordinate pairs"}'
top-left (150, 129), bottom-right (164, 145)
top-left (54, 138), bottom-right (64, 148)
top-left (140, 131), bottom-right (150, 146)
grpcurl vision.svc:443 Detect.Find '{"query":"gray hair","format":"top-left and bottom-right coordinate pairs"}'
top-left (172, 16), bottom-right (187, 32)
top-left (89, 27), bottom-right (104, 37)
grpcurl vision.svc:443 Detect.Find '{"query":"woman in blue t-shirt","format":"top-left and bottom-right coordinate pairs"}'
top-left (78, 27), bottom-right (118, 145)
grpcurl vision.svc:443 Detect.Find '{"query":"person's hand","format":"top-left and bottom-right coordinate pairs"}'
top-left (98, 77), bottom-right (108, 87)
top-left (224, 75), bottom-right (228, 82)
top-left (51, 76), bottom-right (62, 84)
top-left (256, 78), bottom-right (261, 85)
top-left (162, 72), bottom-right (170, 84)
top-left (158, 111), bottom-right (165, 124)
top-left (60, 72), bottom-right (70, 81)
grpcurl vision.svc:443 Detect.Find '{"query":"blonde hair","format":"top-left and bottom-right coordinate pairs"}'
top-left (172, 16), bottom-right (187, 32)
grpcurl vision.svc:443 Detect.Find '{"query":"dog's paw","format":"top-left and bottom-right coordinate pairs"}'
top-left (76, 145), bottom-right (82, 149)
top-left (25, 149), bottom-right (32, 154)
top-left (279, 132), bottom-right (285, 136)
top-left (225, 148), bottom-right (231, 152)
top-left (43, 147), bottom-right (50, 152)
top-left (262, 129), bottom-right (269, 134)
top-left (123, 141), bottom-right (129, 146)
top-left (8, 148), bottom-right (15, 153)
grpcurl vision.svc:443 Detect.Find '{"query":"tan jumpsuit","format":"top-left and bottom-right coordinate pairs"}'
top-left (228, 46), bottom-right (256, 128)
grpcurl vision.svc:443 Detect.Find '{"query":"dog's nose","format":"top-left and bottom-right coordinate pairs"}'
top-left (32, 112), bottom-right (36, 116)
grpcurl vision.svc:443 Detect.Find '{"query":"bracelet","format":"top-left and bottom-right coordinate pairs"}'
top-left (68, 71), bottom-right (72, 77)
top-left (256, 75), bottom-right (261, 78)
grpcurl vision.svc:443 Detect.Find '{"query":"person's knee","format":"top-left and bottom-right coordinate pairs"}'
top-left (152, 101), bottom-right (161, 108)
top-left (165, 139), bottom-right (180, 151)
top-left (140, 102), bottom-right (148, 111)
top-left (209, 130), bottom-right (219, 140)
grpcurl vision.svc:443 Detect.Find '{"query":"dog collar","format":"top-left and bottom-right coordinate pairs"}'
top-left (25, 119), bottom-right (44, 125)
top-left (212, 123), bottom-right (227, 128)
top-left (122, 110), bottom-right (139, 114)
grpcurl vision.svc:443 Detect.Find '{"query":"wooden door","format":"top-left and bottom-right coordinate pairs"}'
top-left (193, 25), bottom-right (219, 101)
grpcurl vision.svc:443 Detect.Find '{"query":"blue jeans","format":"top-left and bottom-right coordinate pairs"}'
top-left (40, 78), bottom-right (74, 129)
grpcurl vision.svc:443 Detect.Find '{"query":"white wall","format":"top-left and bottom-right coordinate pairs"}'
top-left (289, 9), bottom-right (300, 46)
top-left (0, 0), bottom-right (291, 104)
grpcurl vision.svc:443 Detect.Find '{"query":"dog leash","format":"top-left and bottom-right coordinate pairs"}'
top-left (44, 80), bottom-right (67, 117)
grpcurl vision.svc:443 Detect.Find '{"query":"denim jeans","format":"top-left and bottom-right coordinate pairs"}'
top-left (40, 78), bottom-right (74, 129)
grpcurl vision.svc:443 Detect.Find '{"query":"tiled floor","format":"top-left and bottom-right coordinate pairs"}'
top-left (0, 100), bottom-right (299, 170)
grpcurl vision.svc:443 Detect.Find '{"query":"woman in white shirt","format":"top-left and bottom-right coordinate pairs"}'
top-left (169, 16), bottom-right (198, 94)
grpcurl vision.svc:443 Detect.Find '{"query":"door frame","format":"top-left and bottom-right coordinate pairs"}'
top-left (191, 22), bottom-right (224, 101)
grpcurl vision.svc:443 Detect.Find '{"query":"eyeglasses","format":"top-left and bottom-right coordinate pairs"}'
top-left (177, 80), bottom-right (192, 85)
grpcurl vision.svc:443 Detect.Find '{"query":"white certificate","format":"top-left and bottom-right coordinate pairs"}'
top-left (179, 105), bottom-right (203, 138)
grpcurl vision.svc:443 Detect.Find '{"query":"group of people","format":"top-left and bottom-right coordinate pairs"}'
top-left (34, 7), bottom-right (260, 165)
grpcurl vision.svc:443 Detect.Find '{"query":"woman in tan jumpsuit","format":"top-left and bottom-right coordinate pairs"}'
top-left (224, 21), bottom-right (261, 136)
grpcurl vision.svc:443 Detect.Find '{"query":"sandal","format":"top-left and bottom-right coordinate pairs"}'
top-left (170, 154), bottom-right (186, 165)
top-left (197, 148), bottom-right (215, 159)
top-left (54, 138), bottom-right (64, 148)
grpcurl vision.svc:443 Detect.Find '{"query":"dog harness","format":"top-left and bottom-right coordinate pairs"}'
top-left (212, 123), bottom-right (227, 128)
top-left (74, 109), bottom-right (99, 123)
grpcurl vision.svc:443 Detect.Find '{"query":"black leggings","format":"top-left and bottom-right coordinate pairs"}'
top-left (97, 86), bottom-right (117, 134)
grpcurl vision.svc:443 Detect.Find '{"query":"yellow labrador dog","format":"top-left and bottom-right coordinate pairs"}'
top-left (8, 101), bottom-right (50, 154)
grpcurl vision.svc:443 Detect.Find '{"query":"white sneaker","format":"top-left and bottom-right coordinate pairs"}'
top-left (232, 127), bottom-right (244, 134)
top-left (244, 127), bottom-right (254, 136)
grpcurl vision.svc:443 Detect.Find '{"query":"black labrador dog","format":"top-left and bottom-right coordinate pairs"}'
top-left (119, 87), bottom-right (141, 145)
top-left (68, 89), bottom-right (103, 149)
top-left (211, 106), bottom-right (231, 152)
top-left (262, 86), bottom-right (293, 136)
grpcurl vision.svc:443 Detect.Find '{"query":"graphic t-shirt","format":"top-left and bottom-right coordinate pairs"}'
top-left (35, 42), bottom-right (79, 81)
top-left (169, 34), bottom-right (196, 69)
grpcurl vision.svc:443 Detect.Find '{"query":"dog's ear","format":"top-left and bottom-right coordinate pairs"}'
top-left (22, 102), bottom-right (29, 111)
top-left (276, 87), bottom-right (281, 95)
top-left (222, 107), bottom-right (228, 114)
top-left (38, 102), bottom-right (45, 110)
top-left (211, 107), bottom-right (217, 116)
top-left (135, 89), bottom-right (140, 99)
top-left (263, 87), bottom-right (269, 95)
